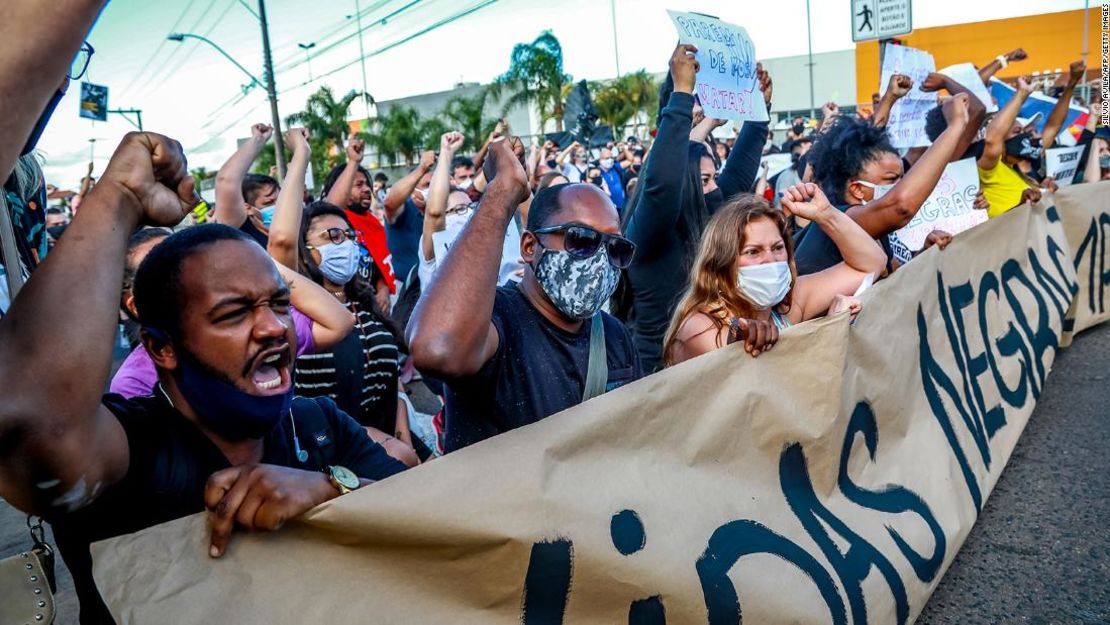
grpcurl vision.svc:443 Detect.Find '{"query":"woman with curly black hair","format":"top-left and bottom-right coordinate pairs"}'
top-left (795, 94), bottom-right (976, 275)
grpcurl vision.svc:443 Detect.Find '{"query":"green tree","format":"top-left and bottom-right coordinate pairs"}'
top-left (442, 91), bottom-right (497, 152)
top-left (285, 86), bottom-right (373, 147)
top-left (365, 105), bottom-right (444, 166)
top-left (591, 81), bottom-right (636, 135)
top-left (488, 31), bottom-right (571, 131)
top-left (618, 69), bottom-right (659, 133)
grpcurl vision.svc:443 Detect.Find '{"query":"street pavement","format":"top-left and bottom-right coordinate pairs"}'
top-left (1, 323), bottom-right (1107, 624)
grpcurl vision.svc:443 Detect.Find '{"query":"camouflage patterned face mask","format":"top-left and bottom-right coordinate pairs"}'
top-left (534, 247), bottom-right (620, 320)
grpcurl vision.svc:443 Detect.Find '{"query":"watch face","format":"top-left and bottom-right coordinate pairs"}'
top-left (331, 465), bottom-right (360, 490)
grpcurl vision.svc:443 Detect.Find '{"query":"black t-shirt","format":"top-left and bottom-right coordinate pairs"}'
top-left (239, 217), bottom-right (268, 248)
top-left (793, 203), bottom-right (893, 275)
top-left (442, 285), bottom-right (641, 452)
top-left (48, 393), bottom-right (405, 625)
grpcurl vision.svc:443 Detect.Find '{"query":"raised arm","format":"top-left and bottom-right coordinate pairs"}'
top-left (625, 44), bottom-right (698, 253)
top-left (782, 183), bottom-right (886, 321)
top-left (274, 261), bottom-right (354, 351)
top-left (848, 94), bottom-right (971, 236)
top-left (0, 132), bottom-right (195, 515)
top-left (1084, 136), bottom-right (1107, 184)
top-left (407, 139), bottom-right (529, 378)
top-left (716, 63), bottom-right (773, 198)
top-left (214, 123), bottom-right (272, 226)
top-left (871, 74), bottom-right (913, 129)
top-left (422, 131), bottom-right (463, 262)
top-left (267, 128), bottom-right (310, 268)
top-left (472, 119), bottom-right (505, 171)
top-left (979, 76), bottom-right (1034, 171)
top-left (920, 72), bottom-right (988, 160)
top-left (382, 150), bottom-right (435, 223)
top-left (0, 0), bottom-right (107, 179)
top-left (1042, 61), bottom-right (1086, 151)
top-left (978, 48), bottom-right (1027, 85)
top-left (555, 140), bottom-right (580, 167)
top-left (323, 135), bottom-right (365, 210)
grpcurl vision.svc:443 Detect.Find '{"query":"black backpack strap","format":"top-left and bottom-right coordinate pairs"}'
top-left (290, 396), bottom-right (339, 468)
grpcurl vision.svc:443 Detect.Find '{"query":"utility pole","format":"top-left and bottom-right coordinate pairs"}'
top-left (108, 108), bottom-right (143, 131)
top-left (805, 0), bottom-right (815, 121)
top-left (355, 0), bottom-right (372, 122)
top-left (258, 0), bottom-right (285, 179)
top-left (610, 0), bottom-right (621, 78)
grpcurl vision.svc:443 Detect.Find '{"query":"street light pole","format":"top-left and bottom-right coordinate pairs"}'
top-left (354, 0), bottom-right (372, 121)
top-left (805, 0), bottom-right (815, 121)
top-left (258, 0), bottom-right (285, 179)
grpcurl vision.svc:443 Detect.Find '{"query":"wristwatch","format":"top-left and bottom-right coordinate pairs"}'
top-left (325, 465), bottom-right (360, 495)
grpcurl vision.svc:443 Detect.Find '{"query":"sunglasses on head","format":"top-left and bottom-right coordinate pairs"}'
top-left (531, 223), bottom-right (636, 269)
top-left (312, 227), bottom-right (358, 245)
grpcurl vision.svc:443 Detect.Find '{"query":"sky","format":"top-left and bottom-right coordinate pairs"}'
top-left (36, 0), bottom-right (1085, 189)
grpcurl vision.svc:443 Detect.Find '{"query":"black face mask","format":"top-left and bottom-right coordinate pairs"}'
top-left (21, 88), bottom-right (65, 156)
top-left (46, 224), bottom-right (67, 240)
top-left (1005, 134), bottom-right (1043, 175)
top-left (792, 123), bottom-right (805, 135)
top-left (631, 164), bottom-right (642, 174)
top-left (590, 176), bottom-right (604, 186)
top-left (704, 188), bottom-right (725, 213)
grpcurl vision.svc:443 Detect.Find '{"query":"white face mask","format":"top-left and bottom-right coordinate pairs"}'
top-left (456, 178), bottom-right (473, 191)
top-left (853, 179), bottom-right (896, 202)
top-left (737, 261), bottom-right (792, 309)
top-left (600, 158), bottom-right (614, 171)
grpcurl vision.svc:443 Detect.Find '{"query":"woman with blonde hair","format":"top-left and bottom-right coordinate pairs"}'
top-left (664, 183), bottom-right (887, 365)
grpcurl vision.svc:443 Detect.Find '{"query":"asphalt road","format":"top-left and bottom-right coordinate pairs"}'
top-left (2, 324), bottom-right (1107, 624)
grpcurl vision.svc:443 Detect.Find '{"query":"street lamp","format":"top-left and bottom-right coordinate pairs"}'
top-left (298, 42), bottom-right (316, 81)
top-left (168, 21), bottom-right (286, 178)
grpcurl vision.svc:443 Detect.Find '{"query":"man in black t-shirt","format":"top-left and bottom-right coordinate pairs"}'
top-left (0, 132), bottom-right (405, 625)
top-left (408, 138), bottom-right (642, 452)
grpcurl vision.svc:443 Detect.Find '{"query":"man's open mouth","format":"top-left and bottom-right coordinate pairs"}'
top-left (248, 345), bottom-right (292, 395)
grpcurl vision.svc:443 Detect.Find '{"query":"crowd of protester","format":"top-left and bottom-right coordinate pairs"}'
top-left (0, 8), bottom-right (1106, 622)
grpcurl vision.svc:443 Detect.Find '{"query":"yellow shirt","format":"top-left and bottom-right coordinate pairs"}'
top-left (978, 161), bottom-right (1032, 218)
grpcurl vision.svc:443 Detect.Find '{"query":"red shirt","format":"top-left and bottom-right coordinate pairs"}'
top-left (345, 209), bottom-right (397, 293)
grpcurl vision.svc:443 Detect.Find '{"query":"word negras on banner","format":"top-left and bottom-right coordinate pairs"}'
top-left (516, 208), bottom-right (1081, 625)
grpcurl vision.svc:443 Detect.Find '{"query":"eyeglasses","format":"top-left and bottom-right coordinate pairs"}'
top-left (446, 202), bottom-right (472, 216)
top-left (531, 223), bottom-right (636, 269)
top-left (68, 41), bottom-right (94, 81)
top-left (311, 227), bottom-right (358, 245)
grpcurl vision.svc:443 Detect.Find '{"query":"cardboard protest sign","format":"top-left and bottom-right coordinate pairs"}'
top-left (667, 10), bottom-right (768, 123)
top-left (880, 44), bottom-right (937, 148)
top-left (1044, 145), bottom-right (1085, 187)
top-left (432, 211), bottom-right (523, 285)
top-left (939, 62), bottom-right (997, 113)
top-left (93, 192), bottom-right (1105, 624)
top-left (894, 157), bottom-right (987, 251)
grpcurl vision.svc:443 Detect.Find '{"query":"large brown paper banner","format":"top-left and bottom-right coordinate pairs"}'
top-left (1057, 181), bottom-right (1110, 341)
top-left (92, 195), bottom-right (1097, 624)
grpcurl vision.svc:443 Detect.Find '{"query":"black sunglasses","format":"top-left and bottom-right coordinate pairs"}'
top-left (311, 227), bottom-right (358, 245)
top-left (531, 223), bottom-right (636, 269)
top-left (68, 41), bottom-right (94, 81)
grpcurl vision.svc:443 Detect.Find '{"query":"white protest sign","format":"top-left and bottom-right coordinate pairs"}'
top-left (753, 153), bottom-right (794, 184)
top-left (667, 10), bottom-right (769, 123)
top-left (894, 157), bottom-right (986, 252)
top-left (880, 44), bottom-right (937, 148)
top-left (1044, 145), bottom-right (1086, 187)
top-left (432, 212), bottom-right (523, 285)
top-left (939, 62), bottom-right (997, 113)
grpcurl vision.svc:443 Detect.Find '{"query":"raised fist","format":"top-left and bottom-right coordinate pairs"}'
top-left (98, 132), bottom-right (198, 227)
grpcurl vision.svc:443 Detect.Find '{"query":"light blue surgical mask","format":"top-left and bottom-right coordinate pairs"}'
top-left (258, 204), bottom-right (276, 228)
top-left (317, 240), bottom-right (361, 285)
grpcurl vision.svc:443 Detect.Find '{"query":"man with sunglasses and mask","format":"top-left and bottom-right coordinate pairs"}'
top-left (408, 138), bottom-right (641, 453)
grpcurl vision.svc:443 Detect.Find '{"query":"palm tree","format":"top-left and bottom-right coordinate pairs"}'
top-left (618, 69), bottom-right (659, 134)
top-left (488, 31), bottom-right (571, 131)
top-left (366, 105), bottom-right (444, 166)
top-left (285, 86), bottom-right (373, 147)
top-left (443, 92), bottom-right (496, 152)
top-left (591, 81), bottom-right (636, 135)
